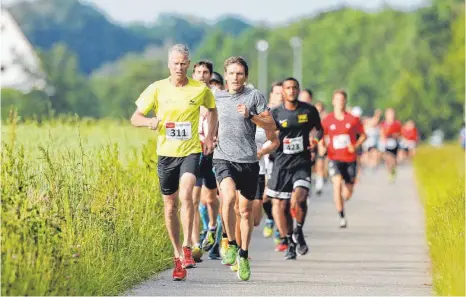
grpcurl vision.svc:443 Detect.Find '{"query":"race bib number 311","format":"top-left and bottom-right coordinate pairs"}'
top-left (283, 136), bottom-right (304, 154)
top-left (166, 122), bottom-right (192, 140)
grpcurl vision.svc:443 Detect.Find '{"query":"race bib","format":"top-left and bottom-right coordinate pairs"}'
top-left (404, 140), bottom-right (416, 149)
top-left (333, 134), bottom-right (351, 150)
top-left (386, 138), bottom-right (397, 149)
top-left (165, 122), bottom-right (192, 140)
top-left (283, 136), bottom-right (304, 154)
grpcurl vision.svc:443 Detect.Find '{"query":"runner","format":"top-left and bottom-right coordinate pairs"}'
top-left (350, 106), bottom-right (364, 183)
top-left (460, 123), bottom-right (466, 150)
top-left (361, 109), bottom-right (382, 170)
top-left (314, 101), bottom-right (328, 195)
top-left (190, 60), bottom-right (221, 262)
top-left (213, 56), bottom-right (276, 281)
top-left (210, 71), bottom-right (224, 91)
top-left (399, 120), bottom-right (419, 163)
top-left (130, 44), bottom-right (217, 281)
top-left (262, 82), bottom-right (283, 241)
top-left (298, 88), bottom-right (313, 104)
top-left (266, 77), bottom-right (323, 260)
top-left (322, 89), bottom-right (366, 228)
top-left (380, 108), bottom-right (402, 182)
top-left (255, 126), bottom-right (280, 229)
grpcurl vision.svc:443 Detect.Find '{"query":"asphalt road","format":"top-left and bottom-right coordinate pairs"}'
top-left (126, 165), bottom-right (431, 296)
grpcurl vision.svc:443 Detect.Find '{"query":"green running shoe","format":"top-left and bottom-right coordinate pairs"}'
top-left (221, 244), bottom-right (238, 266)
top-left (237, 256), bottom-right (251, 281)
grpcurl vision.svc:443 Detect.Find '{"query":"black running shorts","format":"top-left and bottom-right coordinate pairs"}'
top-left (195, 153), bottom-right (217, 190)
top-left (213, 160), bottom-right (259, 201)
top-left (266, 165), bottom-right (312, 200)
top-left (328, 160), bottom-right (357, 185)
top-left (157, 153), bottom-right (201, 195)
top-left (256, 174), bottom-right (266, 200)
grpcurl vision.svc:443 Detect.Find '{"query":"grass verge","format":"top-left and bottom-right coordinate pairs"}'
top-left (413, 144), bottom-right (465, 296)
top-left (1, 117), bottom-right (171, 295)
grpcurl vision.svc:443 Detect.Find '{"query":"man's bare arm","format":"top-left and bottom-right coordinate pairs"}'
top-left (130, 109), bottom-right (158, 129)
top-left (258, 130), bottom-right (280, 158)
top-left (251, 110), bottom-right (277, 131)
top-left (206, 107), bottom-right (218, 140)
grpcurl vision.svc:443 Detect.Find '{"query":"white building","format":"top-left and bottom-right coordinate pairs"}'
top-left (0, 7), bottom-right (46, 93)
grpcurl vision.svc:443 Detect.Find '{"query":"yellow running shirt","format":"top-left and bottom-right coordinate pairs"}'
top-left (136, 77), bottom-right (216, 157)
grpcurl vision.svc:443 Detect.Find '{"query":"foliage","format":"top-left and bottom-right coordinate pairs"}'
top-left (8, 0), bottom-right (252, 74)
top-left (1, 117), bottom-right (170, 296)
top-left (413, 144), bottom-right (465, 296)
top-left (5, 1), bottom-right (464, 139)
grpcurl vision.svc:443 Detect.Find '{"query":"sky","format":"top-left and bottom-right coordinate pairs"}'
top-left (3, 0), bottom-right (427, 25)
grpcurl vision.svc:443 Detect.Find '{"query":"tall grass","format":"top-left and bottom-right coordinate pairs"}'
top-left (413, 144), bottom-right (465, 296)
top-left (1, 115), bottom-right (172, 295)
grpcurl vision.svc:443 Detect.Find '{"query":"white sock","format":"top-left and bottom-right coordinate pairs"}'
top-left (316, 176), bottom-right (324, 190)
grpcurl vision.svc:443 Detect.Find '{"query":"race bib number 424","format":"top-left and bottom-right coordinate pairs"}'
top-left (165, 122), bottom-right (192, 140)
top-left (283, 136), bottom-right (304, 154)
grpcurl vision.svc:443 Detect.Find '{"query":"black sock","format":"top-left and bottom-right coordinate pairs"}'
top-left (263, 200), bottom-right (273, 220)
top-left (228, 240), bottom-right (238, 247)
top-left (296, 223), bottom-right (303, 232)
top-left (222, 232), bottom-right (227, 239)
top-left (339, 210), bottom-right (345, 218)
top-left (286, 234), bottom-right (294, 245)
top-left (239, 248), bottom-right (248, 259)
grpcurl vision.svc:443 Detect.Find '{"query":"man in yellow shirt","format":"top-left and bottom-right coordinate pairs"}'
top-left (130, 44), bottom-right (217, 281)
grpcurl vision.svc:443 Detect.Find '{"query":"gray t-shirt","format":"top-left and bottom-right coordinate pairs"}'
top-left (213, 87), bottom-right (268, 163)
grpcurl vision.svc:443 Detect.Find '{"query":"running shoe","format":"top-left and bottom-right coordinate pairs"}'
top-left (273, 229), bottom-right (281, 245)
top-left (200, 229), bottom-right (208, 245)
top-left (339, 217), bottom-right (347, 228)
top-left (284, 243), bottom-right (297, 260)
top-left (237, 256), bottom-right (251, 281)
top-left (182, 246), bottom-right (197, 268)
top-left (292, 228), bottom-right (309, 256)
top-left (202, 228), bottom-right (216, 252)
top-left (220, 237), bottom-right (228, 259)
top-left (221, 244), bottom-right (238, 266)
top-left (172, 257), bottom-right (187, 281)
top-left (263, 219), bottom-right (274, 238)
top-left (231, 259), bottom-right (238, 272)
top-left (192, 245), bottom-right (203, 263)
top-left (275, 238), bottom-right (288, 252)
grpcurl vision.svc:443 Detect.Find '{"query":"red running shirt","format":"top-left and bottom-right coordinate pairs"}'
top-left (322, 112), bottom-right (365, 162)
top-left (381, 121), bottom-right (402, 138)
top-left (402, 126), bottom-right (419, 142)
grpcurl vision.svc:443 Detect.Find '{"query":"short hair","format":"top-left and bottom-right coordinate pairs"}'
top-left (224, 56), bottom-right (249, 76)
top-left (333, 89), bottom-right (347, 99)
top-left (269, 81), bottom-right (283, 94)
top-left (282, 77), bottom-right (300, 88)
top-left (210, 71), bottom-right (224, 85)
top-left (193, 60), bottom-right (213, 74)
top-left (301, 88), bottom-right (313, 98)
top-left (168, 44), bottom-right (190, 60)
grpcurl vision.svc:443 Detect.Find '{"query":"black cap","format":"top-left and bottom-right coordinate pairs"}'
top-left (210, 71), bottom-right (224, 85)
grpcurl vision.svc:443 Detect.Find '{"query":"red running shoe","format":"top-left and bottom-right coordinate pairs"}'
top-left (275, 241), bottom-right (288, 252)
top-left (173, 257), bottom-right (187, 281)
top-left (182, 246), bottom-right (197, 268)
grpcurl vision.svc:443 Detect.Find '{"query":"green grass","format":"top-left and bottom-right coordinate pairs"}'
top-left (1, 116), bottom-right (172, 295)
top-left (413, 144), bottom-right (465, 296)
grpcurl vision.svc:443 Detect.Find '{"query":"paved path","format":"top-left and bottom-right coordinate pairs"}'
top-left (127, 165), bottom-right (431, 296)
